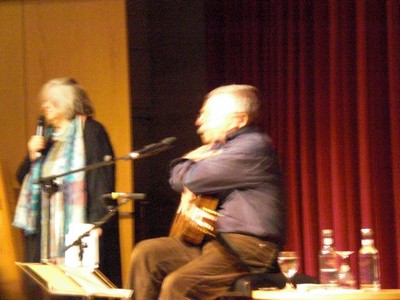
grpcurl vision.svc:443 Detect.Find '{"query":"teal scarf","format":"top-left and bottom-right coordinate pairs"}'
top-left (13, 116), bottom-right (87, 259)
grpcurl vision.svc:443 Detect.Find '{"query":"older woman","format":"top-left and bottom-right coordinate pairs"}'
top-left (13, 77), bottom-right (121, 287)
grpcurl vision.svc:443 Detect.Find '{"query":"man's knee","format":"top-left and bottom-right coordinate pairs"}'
top-left (129, 238), bottom-right (166, 281)
top-left (160, 271), bottom-right (191, 298)
top-left (131, 238), bottom-right (166, 263)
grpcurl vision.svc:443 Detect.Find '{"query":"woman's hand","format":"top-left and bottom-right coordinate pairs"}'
top-left (28, 135), bottom-right (46, 160)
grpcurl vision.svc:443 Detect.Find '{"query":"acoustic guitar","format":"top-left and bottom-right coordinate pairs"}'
top-left (169, 195), bottom-right (219, 245)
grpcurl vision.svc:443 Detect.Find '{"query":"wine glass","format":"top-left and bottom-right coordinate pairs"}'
top-left (336, 251), bottom-right (356, 289)
top-left (277, 251), bottom-right (299, 290)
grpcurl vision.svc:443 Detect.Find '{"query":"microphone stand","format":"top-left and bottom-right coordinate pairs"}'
top-left (37, 153), bottom-right (127, 185)
top-left (40, 178), bottom-right (61, 263)
top-left (36, 138), bottom-right (175, 185)
top-left (37, 141), bottom-right (173, 262)
top-left (63, 194), bottom-right (145, 265)
top-left (38, 156), bottom-right (121, 262)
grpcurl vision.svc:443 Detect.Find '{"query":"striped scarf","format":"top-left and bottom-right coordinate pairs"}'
top-left (13, 116), bottom-right (87, 260)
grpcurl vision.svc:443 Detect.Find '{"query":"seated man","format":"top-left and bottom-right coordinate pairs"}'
top-left (127, 84), bottom-right (287, 299)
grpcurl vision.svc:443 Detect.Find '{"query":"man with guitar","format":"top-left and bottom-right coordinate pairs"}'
top-left (127, 84), bottom-right (286, 299)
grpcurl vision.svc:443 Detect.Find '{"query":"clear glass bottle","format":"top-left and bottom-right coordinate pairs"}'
top-left (319, 229), bottom-right (339, 288)
top-left (358, 228), bottom-right (381, 290)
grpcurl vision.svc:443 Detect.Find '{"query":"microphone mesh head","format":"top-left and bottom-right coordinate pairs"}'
top-left (38, 115), bottom-right (45, 126)
top-left (103, 155), bottom-right (113, 162)
top-left (162, 137), bottom-right (177, 145)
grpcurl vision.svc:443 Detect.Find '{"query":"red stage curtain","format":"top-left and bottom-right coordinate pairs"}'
top-left (205, 0), bottom-right (400, 288)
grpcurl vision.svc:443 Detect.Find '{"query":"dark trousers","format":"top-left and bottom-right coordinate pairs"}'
top-left (126, 234), bottom-right (279, 300)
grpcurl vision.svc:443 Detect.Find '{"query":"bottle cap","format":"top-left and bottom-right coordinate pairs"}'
top-left (322, 229), bottom-right (333, 237)
top-left (321, 229), bottom-right (334, 245)
top-left (361, 228), bottom-right (374, 239)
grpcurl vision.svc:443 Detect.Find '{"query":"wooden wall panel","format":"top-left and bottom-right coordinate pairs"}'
top-left (0, 161), bottom-right (25, 299)
top-left (0, 1), bottom-right (27, 185)
top-left (0, 0), bottom-right (133, 288)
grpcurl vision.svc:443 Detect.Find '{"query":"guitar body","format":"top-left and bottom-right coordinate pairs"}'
top-left (169, 195), bottom-right (219, 245)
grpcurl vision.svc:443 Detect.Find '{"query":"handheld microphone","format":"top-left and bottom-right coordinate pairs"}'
top-left (102, 192), bottom-right (146, 200)
top-left (126, 137), bottom-right (176, 159)
top-left (35, 116), bottom-right (45, 158)
top-left (36, 115), bottom-right (45, 136)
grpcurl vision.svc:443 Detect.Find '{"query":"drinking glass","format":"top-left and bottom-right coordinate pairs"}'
top-left (277, 251), bottom-right (299, 290)
top-left (336, 251), bottom-right (356, 289)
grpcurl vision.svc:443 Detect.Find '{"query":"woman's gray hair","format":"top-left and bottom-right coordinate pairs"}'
top-left (39, 77), bottom-right (94, 119)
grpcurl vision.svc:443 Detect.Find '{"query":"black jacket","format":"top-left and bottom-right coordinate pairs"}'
top-left (16, 117), bottom-right (122, 287)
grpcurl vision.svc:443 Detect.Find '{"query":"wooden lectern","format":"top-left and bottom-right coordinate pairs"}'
top-left (16, 262), bottom-right (133, 299)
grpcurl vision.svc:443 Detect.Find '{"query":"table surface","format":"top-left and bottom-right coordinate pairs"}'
top-left (252, 289), bottom-right (400, 300)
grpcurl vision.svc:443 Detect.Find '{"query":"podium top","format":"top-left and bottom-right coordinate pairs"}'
top-left (16, 262), bottom-right (133, 299)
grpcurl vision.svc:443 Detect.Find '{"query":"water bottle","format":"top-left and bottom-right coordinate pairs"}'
top-left (319, 229), bottom-right (339, 288)
top-left (358, 228), bottom-right (381, 290)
